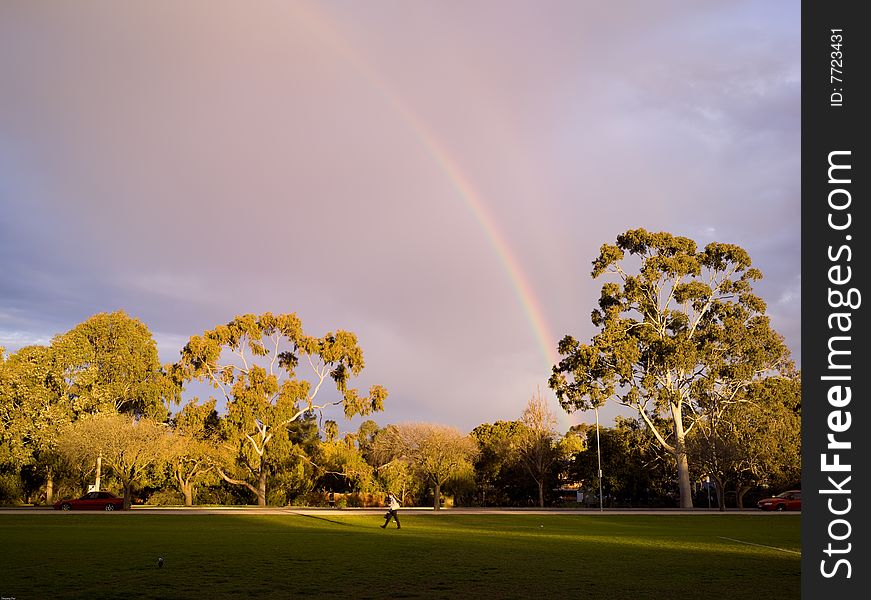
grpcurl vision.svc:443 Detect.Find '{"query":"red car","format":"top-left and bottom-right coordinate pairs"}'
top-left (54, 491), bottom-right (124, 511)
top-left (757, 490), bottom-right (801, 511)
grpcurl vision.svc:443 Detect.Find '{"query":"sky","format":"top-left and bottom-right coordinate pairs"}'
top-left (0, 1), bottom-right (800, 434)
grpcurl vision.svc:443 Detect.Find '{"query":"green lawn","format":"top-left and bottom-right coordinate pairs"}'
top-left (0, 512), bottom-right (800, 599)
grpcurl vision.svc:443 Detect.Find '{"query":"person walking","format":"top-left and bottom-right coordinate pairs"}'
top-left (380, 493), bottom-right (401, 529)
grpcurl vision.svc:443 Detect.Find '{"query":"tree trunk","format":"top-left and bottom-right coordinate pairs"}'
top-left (45, 469), bottom-right (54, 505)
top-left (257, 467), bottom-right (267, 507)
top-left (671, 404), bottom-right (693, 509)
top-left (737, 485), bottom-right (750, 509)
top-left (123, 482), bottom-right (133, 510)
top-left (538, 481), bottom-right (545, 508)
top-left (714, 478), bottom-right (726, 512)
top-left (175, 467), bottom-right (194, 506)
top-left (433, 482), bottom-right (440, 510)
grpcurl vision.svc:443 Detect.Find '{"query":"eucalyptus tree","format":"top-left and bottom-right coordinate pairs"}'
top-left (550, 229), bottom-right (790, 508)
top-left (373, 423), bottom-right (477, 509)
top-left (689, 372), bottom-right (800, 509)
top-left (734, 374), bottom-right (801, 505)
top-left (271, 411), bottom-right (323, 505)
top-left (173, 312), bottom-right (387, 506)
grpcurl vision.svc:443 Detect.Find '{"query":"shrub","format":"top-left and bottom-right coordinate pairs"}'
top-left (0, 472), bottom-right (24, 505)
top-left (290, 490), bottom-right (328, 507)
top-left (145, 489), bottom-right (185, 506)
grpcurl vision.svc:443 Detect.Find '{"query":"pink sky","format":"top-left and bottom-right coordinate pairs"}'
top-left (0, 1), bottom-right (800, 432)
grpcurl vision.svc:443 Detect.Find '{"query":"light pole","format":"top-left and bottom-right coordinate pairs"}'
top-left (706, 475), bottom-right (712, 509)
top-left (595, 406), bottom-right (603, 511)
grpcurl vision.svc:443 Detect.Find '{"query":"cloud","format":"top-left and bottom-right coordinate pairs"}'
top-left (0, 329), bottom-right (52, 352)
top-left (778, 275), bottom-right (801, 306)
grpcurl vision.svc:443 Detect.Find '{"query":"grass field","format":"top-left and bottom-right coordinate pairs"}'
top-left (0, 511), bottom-right (800, 599)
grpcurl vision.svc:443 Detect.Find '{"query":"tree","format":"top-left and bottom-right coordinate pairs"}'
top-left (53, 311), bottom-right (178, 419)
top-left (372, 423), bottom-right (477, 509)
top-left (323, 420), bottom-right (339, 443)
top-left (316, 435), bottom-right (375, 496)
top-left (550, 229), bottom-right (790, 508)
top-left (471, 420), bottom-right (526, 506)
top-left (174, 313), bottom-right (387, 506)
top-left (0, 313), bottom-right (178, 503)
top-left (517, 392), bottom-right (560, 507)
top-left (357, 419), bottom-right (380, 450)
top-left (736, 375), bottom-right (800, 505)
top-left (269, 411), bottom-right (322, 505)
top-left (688, 372), bottom-right (800, 509)
top-left (571, 417), bottom-right (676, 507)
top-left (58, 413), bottom-right (174, 509)
top-left (168, 399), bottom-right (222, 506)
top-left (313, 419), bottom-right (383, 500)
top-left (375, 458), bottom-right (418, 507)
top-left (471, 418), bottom-right (583, 507)
top-left (0, 345), bottom-right (70, 504)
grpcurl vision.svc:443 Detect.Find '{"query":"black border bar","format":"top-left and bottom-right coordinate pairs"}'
top-left (802, 1), bottom-right (868, 596)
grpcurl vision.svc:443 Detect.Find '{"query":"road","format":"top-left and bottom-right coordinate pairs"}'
top-left (0, 506), bottom-right (799, 516)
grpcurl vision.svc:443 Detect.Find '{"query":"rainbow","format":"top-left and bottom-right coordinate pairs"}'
top-left (295, 3), bottom-right (560, 372)
top-left (419, 143), bottom-right (561, 370)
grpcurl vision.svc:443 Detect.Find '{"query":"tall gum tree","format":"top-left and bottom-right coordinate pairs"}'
top-left (549, 229), bottom-right (789, 508)
top-left (173, 313), bottom-right (387, 507)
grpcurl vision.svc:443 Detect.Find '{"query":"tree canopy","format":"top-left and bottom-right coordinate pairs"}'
top-left (571, 417), bottom-right (676, 507)
top-left (550, 229), bottom-right (792, 508)
top-left (173, 313), bottom-right (387, 506)
top-left (688, 372), bottom-right (800, 509)
top-left (53, 311), bottom-right (177, 419)
top-left (517, 392), bottom-right (560, 508)
top-left (372, 423), bottom-right (477, 509)
top-left (58, 413), bottom-right (173, 509)
top-left (1, 294), bottom-right (800, 511)
top-left (167, 398), bottom-right (222, 506)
